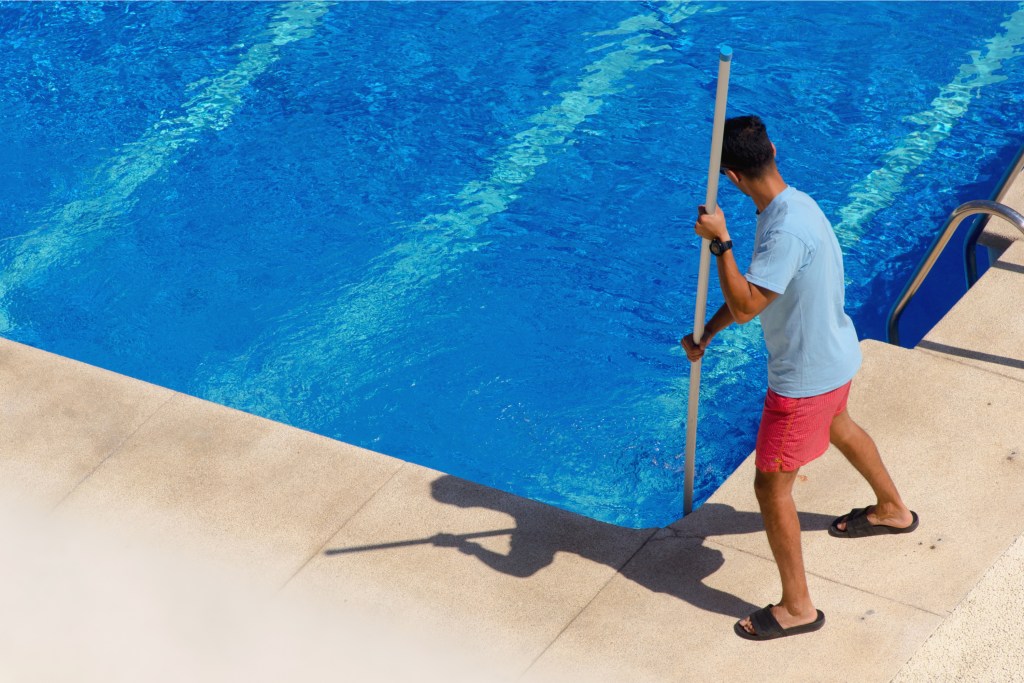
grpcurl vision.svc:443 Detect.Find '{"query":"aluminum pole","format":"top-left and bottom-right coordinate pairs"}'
top-left (684, 45), bottom-right (732, 516)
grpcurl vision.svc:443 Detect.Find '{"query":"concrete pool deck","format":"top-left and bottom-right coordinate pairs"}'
top-left (1, 173), bottom-right (1022, 681)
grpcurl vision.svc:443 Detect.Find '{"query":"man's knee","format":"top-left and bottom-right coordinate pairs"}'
top-left (829, 409), bottom-right (858, 448)
top-left (753, 469), bottom-right (796, 504)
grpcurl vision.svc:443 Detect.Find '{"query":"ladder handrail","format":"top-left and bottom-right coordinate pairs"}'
top-left (964, 143), bottom-right (1024, 286)
top-left (887, 200), bottom-right (1024, 347)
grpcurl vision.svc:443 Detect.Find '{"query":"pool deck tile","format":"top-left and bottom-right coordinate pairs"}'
top-left (893, 529), bottom-right (1024, 681)
top-left (918, 240), bottom-right (1024, 384)
top-left (0, 340), bottom-right (174, 506)
top-left (52, 389), bottom-right (406, 588)
top-left (284, 462), bottom-right (657, 678)
top-left (520, 534), bottom-right (942, 683)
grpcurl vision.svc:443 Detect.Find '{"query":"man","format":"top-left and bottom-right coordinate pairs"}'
top-left (681, 115), bottom-right (918, 641)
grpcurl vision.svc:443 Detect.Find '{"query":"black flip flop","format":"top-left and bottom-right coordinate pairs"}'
top-left (829, 507), bottom-right (919, 538)
top-left (734, 604), bottom-right (825, 641)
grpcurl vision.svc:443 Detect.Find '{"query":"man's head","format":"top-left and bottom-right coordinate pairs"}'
top-left (720, 115), bottom-right (776, 182)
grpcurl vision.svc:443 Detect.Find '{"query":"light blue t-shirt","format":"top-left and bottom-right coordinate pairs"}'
top-left (744, 186), bottom-right (861, 398)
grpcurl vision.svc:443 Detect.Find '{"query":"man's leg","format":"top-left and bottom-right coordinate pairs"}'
top-left (829, 409), bottom-right (913, 530)
top-left (739, 468), bottom-right (819, 634)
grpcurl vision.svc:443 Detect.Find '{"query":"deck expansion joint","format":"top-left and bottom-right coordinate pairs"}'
top-left (276, 461), bottom-right (410, 593)
top-left (49, 391), bottom-right (178, 513)
top-left (703, 537), bottom-right (947, 619)
top-left (516, 525), bottom-right (661, 680)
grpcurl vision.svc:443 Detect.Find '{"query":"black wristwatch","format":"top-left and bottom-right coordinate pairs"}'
top-left (709, 238), bottom-right (733, 256)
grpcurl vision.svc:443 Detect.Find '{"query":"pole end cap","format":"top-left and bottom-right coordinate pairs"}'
top-left (719, 45), bottom-right (733, 62)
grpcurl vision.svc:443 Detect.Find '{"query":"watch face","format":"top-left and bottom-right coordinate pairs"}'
top-left (710, 239), bottom-right (723, 255)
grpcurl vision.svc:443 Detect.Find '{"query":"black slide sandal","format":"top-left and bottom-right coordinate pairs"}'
top-left (829, 507), bottom-right (919, 538)
top-left (734, 604), bottom-right (826, 641)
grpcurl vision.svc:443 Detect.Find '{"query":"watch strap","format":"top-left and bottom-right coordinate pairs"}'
top-left (710, 238), bottom-right (733, 256)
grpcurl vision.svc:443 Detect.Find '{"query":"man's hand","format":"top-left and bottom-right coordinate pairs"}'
top-left (695, 204), bottom-right (729, 242)
top-left (681, 330), bottom-right (712, 362)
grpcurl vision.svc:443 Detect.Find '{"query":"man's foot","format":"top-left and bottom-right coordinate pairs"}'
top-left (735, 604), bottom-right (825, 640)
top-left (737, 603), bottom-right (819, 636)
top-left (830, 505), bottom-right (919, 538)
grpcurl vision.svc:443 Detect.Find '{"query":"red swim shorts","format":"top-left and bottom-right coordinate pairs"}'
top-left (754, 381), bottom-right (852, 473)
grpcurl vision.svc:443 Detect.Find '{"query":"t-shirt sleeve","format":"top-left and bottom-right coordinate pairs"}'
top-left (744, 230), bottom-right (811, 295)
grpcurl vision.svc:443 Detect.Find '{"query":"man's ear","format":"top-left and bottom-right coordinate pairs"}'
top-left (725, 168), bottom-right (741, 185)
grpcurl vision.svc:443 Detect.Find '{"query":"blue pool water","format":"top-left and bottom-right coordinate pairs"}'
top-left (2, 2), bottom-right (1023, 527)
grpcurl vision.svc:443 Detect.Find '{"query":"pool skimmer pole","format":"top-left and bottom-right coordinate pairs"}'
top-left (684, 46), bottom-right (732, 516)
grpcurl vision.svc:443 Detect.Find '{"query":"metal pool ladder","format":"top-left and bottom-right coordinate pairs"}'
top-left (888, 197), bottom-right (1024, 348)
top-left (887, 146), bottom-right (1024, 346)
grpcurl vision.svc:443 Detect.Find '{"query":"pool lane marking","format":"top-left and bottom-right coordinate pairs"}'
top-left (836, 2), bottom-right (1024, 251)
top-left (198, 3), bottom-right (702, 417)
top-left (0, 3), bottom-right (329, 334)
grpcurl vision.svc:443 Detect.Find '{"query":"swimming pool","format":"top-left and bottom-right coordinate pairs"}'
top-left (2, 2), bottom-right (1022, 528)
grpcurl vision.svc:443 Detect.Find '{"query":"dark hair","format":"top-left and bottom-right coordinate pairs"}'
top-left (720, 115), bottom-right (774, 178)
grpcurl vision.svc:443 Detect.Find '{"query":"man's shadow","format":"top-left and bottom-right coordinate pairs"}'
top-left (325, 474), bottom-right (836, 620)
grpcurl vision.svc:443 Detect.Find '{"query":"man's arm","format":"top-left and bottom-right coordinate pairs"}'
top-left (713, 247), bottom-right (778, 324)
top-left (704, 302), bottom-right (736, 339)
top-left (681, 302), bottom-right (735, 362)
top-left (695, 205), bottom-right (778, 323)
